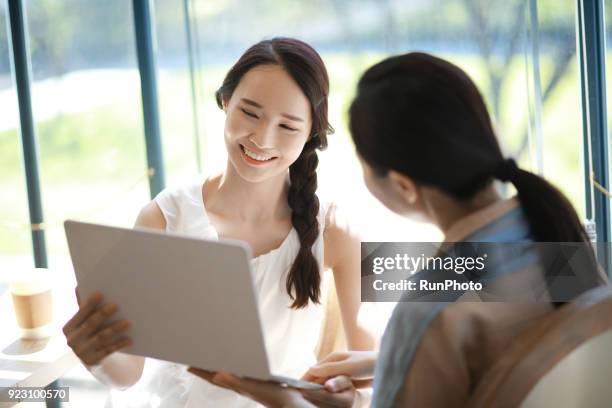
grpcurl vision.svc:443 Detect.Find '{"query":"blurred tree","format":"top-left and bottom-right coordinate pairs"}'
top-left (461, 0), bottom-right (576, 159)
top-left (1, 0), bottom-right (134, 79)
top-left (27, 0), bottom-right (76, 76)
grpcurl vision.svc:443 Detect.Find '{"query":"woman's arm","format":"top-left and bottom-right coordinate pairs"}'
top-left (83, 201), bottom-right (167, 388)
top-left (187, 368), bottom-right (358, 408)
top-left (323, 204), bottom-right (376, 351)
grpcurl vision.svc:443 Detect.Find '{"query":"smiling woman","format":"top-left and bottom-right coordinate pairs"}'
top-left (221, 66), bottom-right (313, 180)
top-left (61, 37), bottom-right (374, 408)
top-left (214, 38), bottom-right (333, 308)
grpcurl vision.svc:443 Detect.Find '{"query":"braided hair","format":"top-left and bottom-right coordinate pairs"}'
top-left (216, 38), bottom-right (333, 308)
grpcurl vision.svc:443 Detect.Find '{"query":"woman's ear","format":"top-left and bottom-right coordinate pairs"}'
top-left (388, 170), bottom-right (418, 205)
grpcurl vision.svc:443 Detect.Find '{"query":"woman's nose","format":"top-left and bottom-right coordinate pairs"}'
top-left (250, 123), bottom-right (276, 149)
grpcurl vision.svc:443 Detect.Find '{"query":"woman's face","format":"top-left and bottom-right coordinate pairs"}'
top-left (223, 64), bottom-right (313, 183)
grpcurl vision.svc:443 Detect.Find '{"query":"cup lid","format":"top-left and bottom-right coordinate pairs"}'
top-left (8, 268), bottom-right (54, 295)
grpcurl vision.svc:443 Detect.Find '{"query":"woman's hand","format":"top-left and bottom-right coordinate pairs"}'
top-left (187, 368), bottom-right (307, 408)
top-left (62, 288), bottom-right (132, 366)
top-left (187, 367), bottom-right (356, 408)
top-left (299, 376), bottom-right (357, 408)
top-left (303, 351), bottom-right (377, 384)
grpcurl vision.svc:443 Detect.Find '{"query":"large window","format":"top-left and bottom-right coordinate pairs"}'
top-left (1, 0), bottom-right (592, 270)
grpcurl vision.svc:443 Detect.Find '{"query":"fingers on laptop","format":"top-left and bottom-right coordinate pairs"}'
top-left (322, 375), bottom-right (353, 392)
top-left (300, 375), bottom-right (355, 407)
top-left (63, 291), bottom-right (132, 365)
top-left (302, 351), bottom-right (350, 382)
top-left (303, 351), bottom-right (376, 384)
top-left (80, 336), bottom-right (133, 366)
top-left (303, 362), bottom-right (346, 382)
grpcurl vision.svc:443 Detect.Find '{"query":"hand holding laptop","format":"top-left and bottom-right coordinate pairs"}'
top-left (62, 289), bottom-right (132, 366)
top-left (187, 367), bottom-right (356, 408)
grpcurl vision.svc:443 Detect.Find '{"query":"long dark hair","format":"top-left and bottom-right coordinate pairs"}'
top-left (349, 52), bottom-right (590, 244)
top-left (216, 38), bottom-right (333, 308)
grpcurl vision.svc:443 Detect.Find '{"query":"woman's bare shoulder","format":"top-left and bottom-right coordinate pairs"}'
top-left (323, 202), bottom-right (361, 269)
top-left (324, 203), bottom-right (360, 243)
top-left (135, 201), bottom-right (166, 230)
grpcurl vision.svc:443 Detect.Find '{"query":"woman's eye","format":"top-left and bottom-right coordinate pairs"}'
top-left (280, 124), bottom-right (298, 132)
top-left (241, 108), bottom-right (259, 119)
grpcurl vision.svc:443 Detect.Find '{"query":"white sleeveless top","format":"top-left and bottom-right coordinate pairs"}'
top-left (105, 180), bottom-right (327, 407)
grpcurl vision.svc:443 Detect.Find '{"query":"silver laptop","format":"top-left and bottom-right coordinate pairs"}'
top-left (64, 220), bottom-right (323, 390)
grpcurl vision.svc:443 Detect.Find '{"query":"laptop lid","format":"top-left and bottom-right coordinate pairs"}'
top-left (64, 220), bottom-right (273, 380)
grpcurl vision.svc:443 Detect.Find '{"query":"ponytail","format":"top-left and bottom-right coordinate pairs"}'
top-left (497, 159), bottom-right (604, 305)
top-left (495, 159), bottom-right (589, 243)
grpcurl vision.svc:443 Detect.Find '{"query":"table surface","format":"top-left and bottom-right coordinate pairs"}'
top-left (0, 272), bottom-right (80, 407)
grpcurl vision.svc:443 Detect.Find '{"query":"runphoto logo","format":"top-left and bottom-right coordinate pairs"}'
top-left (372, 253), bottom-right (487, 275)
top-left (373, 279), bottom-right (483, 292)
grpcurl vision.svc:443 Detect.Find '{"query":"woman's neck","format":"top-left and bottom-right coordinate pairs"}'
top-left (205, 162), bottom-right (291, 223)
top-left (421, 185), bottom-right (503, 235)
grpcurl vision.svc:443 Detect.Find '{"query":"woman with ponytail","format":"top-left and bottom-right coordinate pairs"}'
top-left (190, 52), bottom-right (608, 407)
top-left (61, 38), bottom-right (374, 407)
top-left (341, 52), bottom-right (607, 407)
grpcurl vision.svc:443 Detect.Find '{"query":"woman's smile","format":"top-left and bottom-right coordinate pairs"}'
top-left (239, 144), bottom-right (278, 165)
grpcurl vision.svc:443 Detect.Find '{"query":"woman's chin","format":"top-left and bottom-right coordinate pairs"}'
top-left (230, 161), bottom-right (281, 184)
